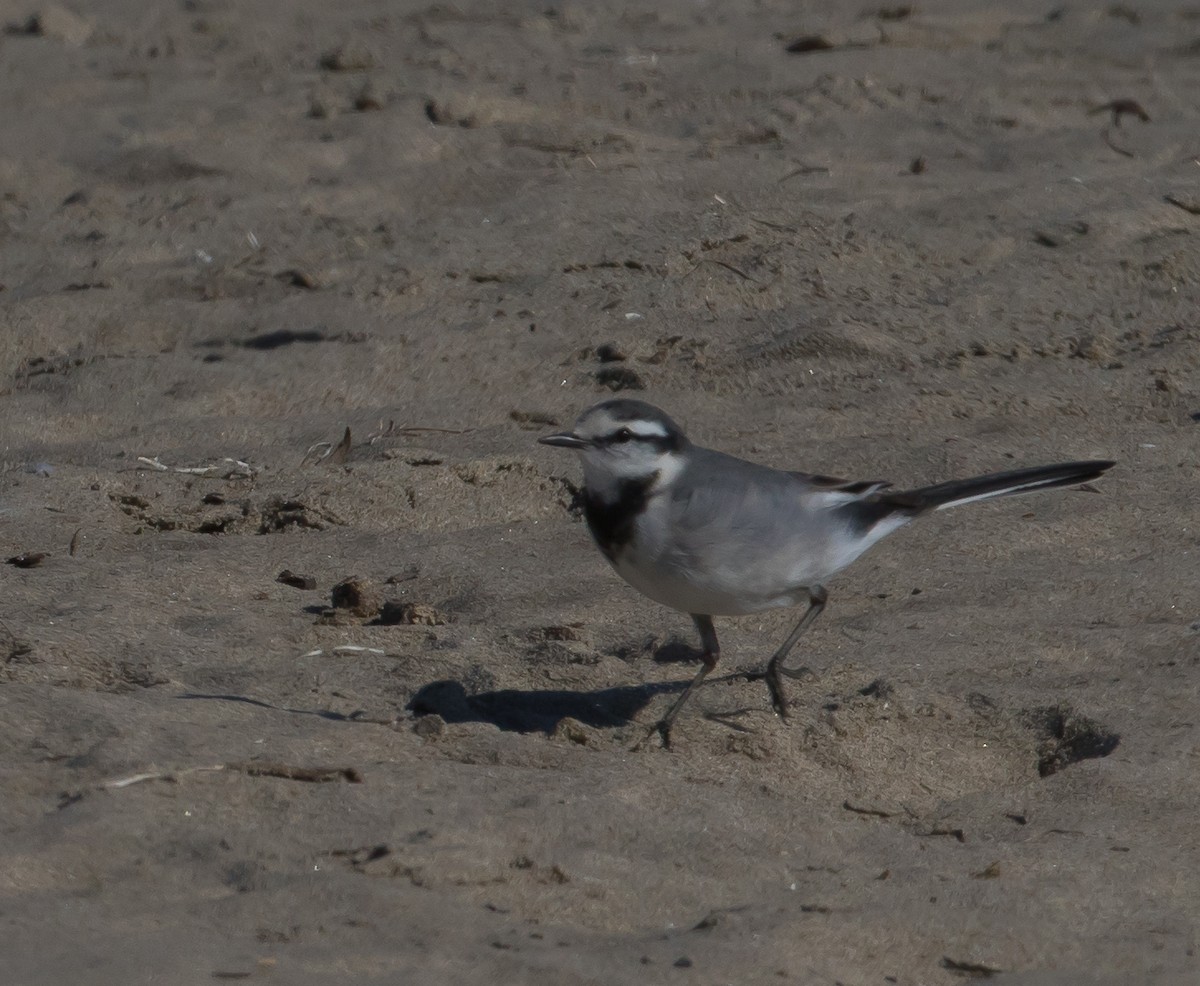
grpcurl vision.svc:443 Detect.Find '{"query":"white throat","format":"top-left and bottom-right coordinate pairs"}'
top-left (580, 449), bottom-right (685, 502)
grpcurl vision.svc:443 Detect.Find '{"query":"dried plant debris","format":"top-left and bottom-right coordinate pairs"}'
top-left (15, 350), bottom-right (97, 382)
top-left (230, 762), bottom-right (362, 783)
top-left (196, 329), bottom-right (369, 353)
top-left (594, 342), bottom-right (628, 363)
top-left (377, 601), bottom-right (448, 626)
top-left (111, 490), bottom-right (341, 535)
top-left (1163, 193), bottom-right (1200, 216)
top-left (239, 329), bottom-right (329, 350)
top-left (510, 409), bottom-right (560, 429)
top-left (305, 420), bottom-right (472, 464)
top-left (595, 366), bottom-right (645, 391)
top-left (1088, 100), bottom-right (1150, 158)
top-left (302, 428), bottom-right (352, 466)
top-left (9, 6), bottom-right (94, 45)
top-left (276, 570), bottom-right (317, 590)
top-left (330, 577), bottom-right (383, 619)
top-left (1, 620), bottom-right (33, 663)
top-left (1033, 221), bottom-right (1089, 248)
top-left (354, 81), bottom-right (384, 111)
top-left (257, 497), bottom-right (341, 533)
top-left (843, 800), bottom-right (897, 819)
top-left (1022, 704), bottom-right (1120, 777)
top-left (972, 862), bottom-right (1002, 880)
top-left (412, 714), bottom-right (445, 738)
top-left (319, 43), bottom-right (375, 72)
top-left (74, 761), bottom-right (363, 803)
top-left (326, 427), bottom-right (353, 464)
top-left (781, 24), bottom-right (879, 53)
top-left (533, 624), bottom-right (585, 642)
top-left (136, 456), bottom-right (257, 479)
top-left (941, 956), bottom-right (1003, 979)
top-left (1089, 98), bottom-right (1150, 126)
top-left (276, 268), bottom-right (320, 289)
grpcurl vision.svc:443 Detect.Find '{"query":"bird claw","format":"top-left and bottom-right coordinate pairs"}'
top-left (765, 669), bottom-right (791, 720)
top-left (632, 719), bottom-right (673, 752)
top-left (718, 667), bottom-right (795, 718)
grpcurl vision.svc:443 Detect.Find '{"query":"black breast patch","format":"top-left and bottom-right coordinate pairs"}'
top-left (583, 474), bottom-right (656, 561)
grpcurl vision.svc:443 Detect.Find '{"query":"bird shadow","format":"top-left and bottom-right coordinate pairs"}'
top-left (175, 680), bottom-right (687, 737)
top-left (407, 678), bottom-right (683, 733)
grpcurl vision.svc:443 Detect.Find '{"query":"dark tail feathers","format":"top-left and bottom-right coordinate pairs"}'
top-left (892, 460), bottom-right (1115, 514)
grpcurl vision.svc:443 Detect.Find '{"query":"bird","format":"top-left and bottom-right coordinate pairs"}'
top-left (538, 399), bottom-right (1114, 748)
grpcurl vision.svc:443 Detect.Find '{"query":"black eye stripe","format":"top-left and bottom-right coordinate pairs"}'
top-left (602, 428), bottom-right (673, 449)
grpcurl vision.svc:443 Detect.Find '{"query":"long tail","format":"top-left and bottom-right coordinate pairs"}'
top-left (894, 460), bottom-right (1115, 513)
top-left (833, 459), bottom-right (1114, 554)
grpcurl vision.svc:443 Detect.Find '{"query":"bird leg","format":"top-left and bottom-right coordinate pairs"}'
top-left (637, 614), bottom-right (719, 750)
top-left (764, 586), bottom-right (828, 719)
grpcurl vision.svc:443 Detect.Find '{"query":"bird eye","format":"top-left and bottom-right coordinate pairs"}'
top-left (613, 427), bottom-right (635, 443)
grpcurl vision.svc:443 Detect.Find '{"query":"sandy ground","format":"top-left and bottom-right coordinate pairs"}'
top-left (2, 0), bottom-right (1199, 982)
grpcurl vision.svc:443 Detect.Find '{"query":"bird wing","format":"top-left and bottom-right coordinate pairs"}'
top-left (787, 472), bottom-right (893, 505)
top-left (654, 451), bottom-right (865, 600)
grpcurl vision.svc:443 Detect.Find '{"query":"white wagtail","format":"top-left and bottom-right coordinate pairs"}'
top-left (539, 399), bottom-right (1114, 747)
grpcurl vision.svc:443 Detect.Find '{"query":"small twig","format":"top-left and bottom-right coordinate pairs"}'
top-left (300, 441), bottom-right (335, 465)
top-left (365, 420), bottom-right (398, 444)
top-left (779, 163), bottom-right (830, 183)
top-left (1101, 126), bottom-right (1135, 158)
top-left (306, 421), bottom-right (474, 464)
top-left (682, 259), bottom-right (757, 283)
top-left (750, 216), bottom-right (799, 233)
top-left (1, 617), bottom-right (33, 663)
top-left (102, 765), bottom-right (226, 789)
top-left (230, 247), bottom-right (267, 270)
top-left (366, 419), bottom-right (474, 441)
top-left (299, 426), bottom-right (357, 466)
top-left (300, 645), bottom-right (388, 659)
top-left (94, 760), bottom-right (362, 793)
top-left (1164, 194), bottom-right (1200, 216)
top-left (942, 956), bottom-right (1003, 978)
top-left (135, 456), bottom-right (257, 479)
top-left (710, 259), bottom-right (756, 282)
top-left (1089, 98), bottom-right (1150, 127)
top-left (226, 761), bottom-right (363, 783)
top-left (917, 825), bottom-right (966, 842)
top-left (843, 800), bottom-right (895, 818)
top-left (326, 427), bottom-right (353, 464)
top-left (395, 425), bottom-right (473, 435)
top-left (6, 552), bottom-right (46, 568)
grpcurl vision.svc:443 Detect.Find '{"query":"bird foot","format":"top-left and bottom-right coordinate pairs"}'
top-left (631, 719), bottom-right (673, 752)
top-left (765, 668), bottom-right (791, 720)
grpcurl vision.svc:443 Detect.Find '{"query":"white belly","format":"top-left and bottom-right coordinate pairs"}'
top-left (611, 549), bottom-right (808, 616)
top-left (606, 498), bottom-right (831, 616)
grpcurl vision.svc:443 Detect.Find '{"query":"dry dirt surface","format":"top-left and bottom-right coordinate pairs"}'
top-left (2, 1), bottom-right (1199, 983)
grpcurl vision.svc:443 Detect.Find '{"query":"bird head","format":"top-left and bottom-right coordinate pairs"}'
top-left (539, 400), bottom-right (688, 494)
